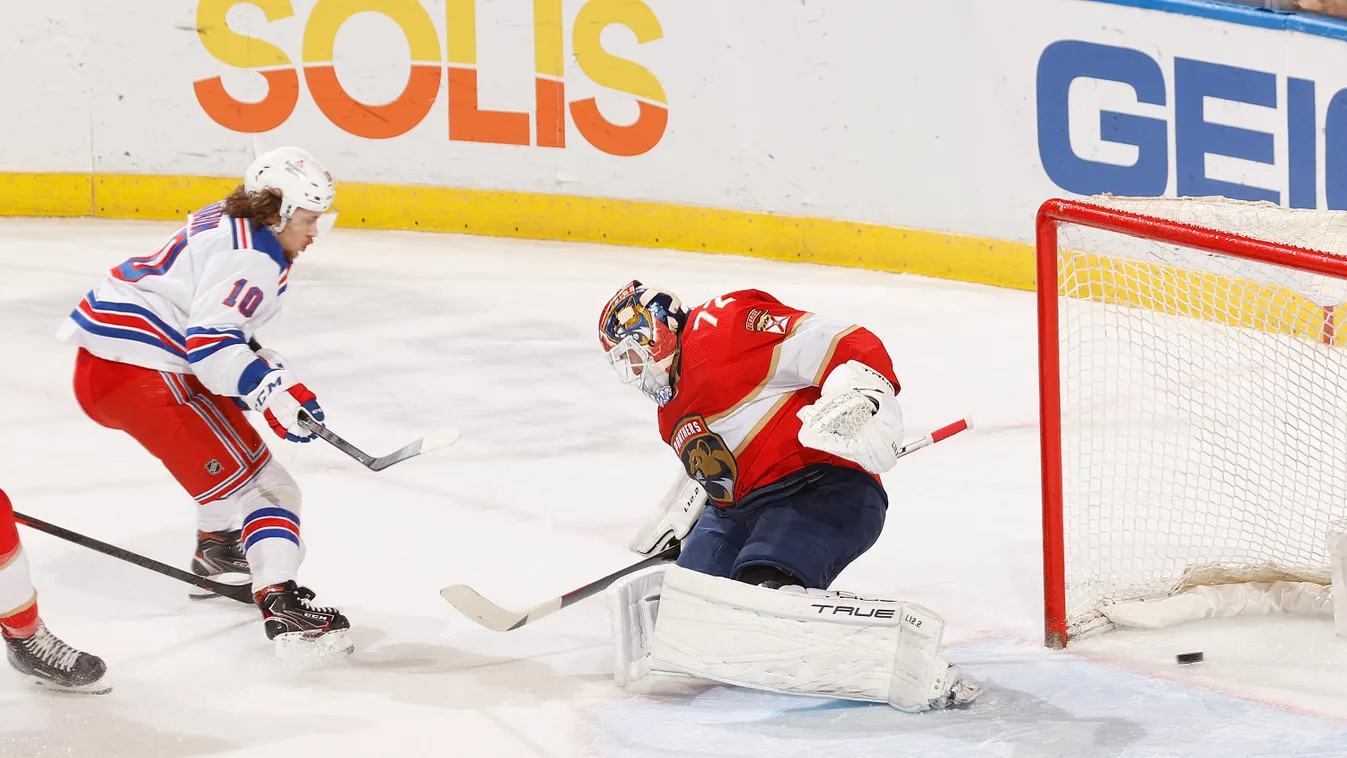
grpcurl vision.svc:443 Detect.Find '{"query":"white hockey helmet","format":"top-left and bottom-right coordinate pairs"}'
top-left (243, 146), bottom-right (337, 235)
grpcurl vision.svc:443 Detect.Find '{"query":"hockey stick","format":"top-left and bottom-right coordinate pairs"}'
top-left (298, 412), bottom-right (459, 472)
top-left (441, 416), bottom-right (974, 632)
top-left (894, 416), bottom-right (973, 459)
top-left (246, 338), bottom-right (459, 472)
top-left (441, 544), bottom-right (680, 632)
top-left (13, 511), bottom-right (255, 605)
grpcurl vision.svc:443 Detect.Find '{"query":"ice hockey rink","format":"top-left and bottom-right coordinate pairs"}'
top-left (5, 217), bottom-right (1347, 758)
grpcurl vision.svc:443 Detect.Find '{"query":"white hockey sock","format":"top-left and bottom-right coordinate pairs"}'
top-left (0, 545), bottom-right (36, 631)
top-left (234, 461), bottom-right (305, 592)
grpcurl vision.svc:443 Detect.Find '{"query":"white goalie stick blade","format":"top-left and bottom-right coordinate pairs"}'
top-left (442, 545), bottom-right (680, 632)
top-left (439, 586), bottom-right (562, 632)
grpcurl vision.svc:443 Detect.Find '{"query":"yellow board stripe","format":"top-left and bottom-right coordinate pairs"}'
top-left (1060, 251), bottom-right (1344, 347)
top-left (10, 171), bottom-right (1335, 351)
top-left (0, 171), bottom-right (1038, 293)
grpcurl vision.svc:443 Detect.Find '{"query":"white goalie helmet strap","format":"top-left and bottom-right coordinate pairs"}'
top-left (243, 146), bottom-right (337, 233)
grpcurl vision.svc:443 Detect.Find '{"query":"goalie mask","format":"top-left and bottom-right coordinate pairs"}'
top-left (598, 281), bottom-right (687, 406)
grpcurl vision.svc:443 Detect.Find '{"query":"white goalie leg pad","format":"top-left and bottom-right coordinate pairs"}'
top-left (645, 565), bottom-right (973, 712)
top-left (606, 565), bottom-right (668, 687)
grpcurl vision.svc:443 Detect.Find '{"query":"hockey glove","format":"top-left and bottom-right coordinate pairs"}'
top-left (233, 342), bottom-right (287, 412)
top-left (629, 473), bottom-right (708, 556)
top-left (243, 368), bottom-right (325, 443)
top-left (797, 360), bottom-right (904, 474)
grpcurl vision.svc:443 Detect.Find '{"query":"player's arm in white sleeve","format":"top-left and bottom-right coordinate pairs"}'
top-left (185, 253), bottom-right (324, 443)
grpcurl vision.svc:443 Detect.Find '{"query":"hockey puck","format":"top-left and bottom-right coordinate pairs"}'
top-left (1176, 652), bottom-right (1204, 665)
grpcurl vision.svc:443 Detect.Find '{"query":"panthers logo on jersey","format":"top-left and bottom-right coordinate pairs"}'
top-left (670, 415), bottom-right (738, 506)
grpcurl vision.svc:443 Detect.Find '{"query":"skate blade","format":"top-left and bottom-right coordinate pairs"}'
top-left (273, 628), bottom-right (354, 663)
top-left (25, 674), bottom-right (112, 695)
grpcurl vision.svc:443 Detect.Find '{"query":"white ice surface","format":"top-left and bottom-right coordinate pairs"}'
top-left (1, 219), bottom-right (1346, 757)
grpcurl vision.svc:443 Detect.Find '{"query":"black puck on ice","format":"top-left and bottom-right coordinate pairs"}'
top-left (1176, 652), bottom-right (1204, 665)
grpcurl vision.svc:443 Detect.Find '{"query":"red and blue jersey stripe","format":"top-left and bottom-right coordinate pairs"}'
top-left (185, 326), bottom-right (247, 364)
top-left (231, 218), bottom-right (253, 252)
top-left (69, 292), bottom-right (186, 358)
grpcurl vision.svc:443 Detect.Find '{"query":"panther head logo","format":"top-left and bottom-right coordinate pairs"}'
top-left (671, 415), bottom-right (738, 505)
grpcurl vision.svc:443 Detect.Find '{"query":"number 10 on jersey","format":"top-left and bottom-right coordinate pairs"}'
top-left (222, 279), bottom-right (264, 317)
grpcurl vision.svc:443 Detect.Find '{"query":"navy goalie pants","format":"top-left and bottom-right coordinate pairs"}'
top-left (674, 463), bottom-right (887, 589)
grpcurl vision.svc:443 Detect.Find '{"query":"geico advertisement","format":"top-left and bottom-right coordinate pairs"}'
top-left (193, 0), bottom-right (667, 157)
top-left (1035, 34), bottom-right (1347, 211)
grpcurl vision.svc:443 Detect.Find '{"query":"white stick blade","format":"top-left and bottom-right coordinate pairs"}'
top-left (440, 585), bottom-right (526, 631)
top-left (420, 428), bottom-right (461, 455)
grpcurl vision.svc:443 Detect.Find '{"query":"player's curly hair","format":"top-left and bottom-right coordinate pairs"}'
top-left (222, 185), bottom-right (283, 228)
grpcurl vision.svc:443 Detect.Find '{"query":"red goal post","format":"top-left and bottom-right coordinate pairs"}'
top-left (1037, 196), bottom-right (1347, 649)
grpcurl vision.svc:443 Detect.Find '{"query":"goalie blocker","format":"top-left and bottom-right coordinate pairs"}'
top-left (607, 564), bottom-right (981, 712)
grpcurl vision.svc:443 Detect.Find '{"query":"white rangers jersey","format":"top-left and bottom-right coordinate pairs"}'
top-left (57, 201), bottom-right (289, 399)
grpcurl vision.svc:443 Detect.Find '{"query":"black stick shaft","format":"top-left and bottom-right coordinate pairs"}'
top-left (13, 511), bottom-right (255, 605)
top-left (557, 543), bottom-right (681, 610)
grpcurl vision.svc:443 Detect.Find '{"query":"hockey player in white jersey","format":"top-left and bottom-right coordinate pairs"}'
top-left (57, 147), bottom-right (349, 649)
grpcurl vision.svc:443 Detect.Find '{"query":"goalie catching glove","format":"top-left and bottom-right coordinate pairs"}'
top-left (797, 360), bottom-right (904, 474)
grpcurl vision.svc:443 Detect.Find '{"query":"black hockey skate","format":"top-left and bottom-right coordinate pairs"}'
top-left (254, 581), bottom-right (353, 654)
top-left (190, 529), bottom-right (250, 600)
top-left (4, 622), bottom-right (109, 694)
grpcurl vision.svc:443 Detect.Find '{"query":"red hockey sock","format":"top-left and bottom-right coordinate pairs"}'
top-left (0, 601), bottom-right (38, 639)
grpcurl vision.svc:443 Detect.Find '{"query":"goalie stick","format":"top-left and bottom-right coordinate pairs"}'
top-left (13, 511), bottom-right (255, 605)
top-left (441, 416), bottom-right (974, 632)
top-left (441, 544), bottom-right (680, 632)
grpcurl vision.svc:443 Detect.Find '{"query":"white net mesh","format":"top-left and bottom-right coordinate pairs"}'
top-left (1054, 196), bottom-right (1347, 639)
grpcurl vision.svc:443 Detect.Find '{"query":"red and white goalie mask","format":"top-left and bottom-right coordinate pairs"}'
top-left (598, 281), bottom-right (687, 406)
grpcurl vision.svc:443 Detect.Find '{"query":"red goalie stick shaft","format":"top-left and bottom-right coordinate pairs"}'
top-left (441, 416), bottom-right (974, 632)
top-left (897, 417), bottom-right (972, 458)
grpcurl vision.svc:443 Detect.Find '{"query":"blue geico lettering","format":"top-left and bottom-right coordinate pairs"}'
top-left (1037, 40), bottom-right (1347, 209)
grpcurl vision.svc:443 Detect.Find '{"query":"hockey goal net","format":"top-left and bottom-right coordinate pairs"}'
top-left (1039, 196), bottom-right (1347, 648)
